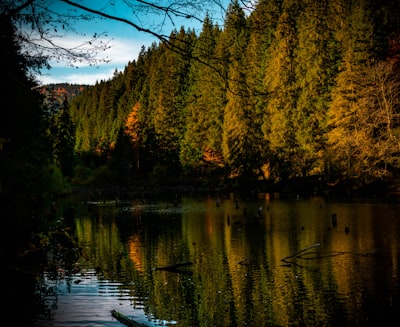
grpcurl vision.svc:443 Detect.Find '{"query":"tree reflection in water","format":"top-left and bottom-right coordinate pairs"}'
top-left (35, 193), bottom-right (400, 326)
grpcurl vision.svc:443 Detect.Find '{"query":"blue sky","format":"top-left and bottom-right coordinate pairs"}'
top-left (36, 1), bottom-right (229, 85)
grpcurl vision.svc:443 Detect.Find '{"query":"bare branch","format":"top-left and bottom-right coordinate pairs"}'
top-left (2, 0), bottom-right (233, 78)
top-left (60, 0), bottom-right (170, 42)
top-left (2, 0), bottom-right (36, 16)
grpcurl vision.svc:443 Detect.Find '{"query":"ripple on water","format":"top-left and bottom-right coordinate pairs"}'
top-left (35, 270), bottom-right (158, 327)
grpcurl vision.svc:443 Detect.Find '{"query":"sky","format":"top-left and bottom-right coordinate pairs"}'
top-left (35, 1), bottom-right (229, 86)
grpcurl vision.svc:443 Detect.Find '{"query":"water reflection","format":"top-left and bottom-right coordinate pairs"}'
top-left (38, 194), bottom-right (400, 326)
top-left (36, 270), bottom-right (155, 326)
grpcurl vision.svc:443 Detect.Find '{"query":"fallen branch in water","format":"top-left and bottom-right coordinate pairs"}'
top-left (111, 310), bottom-right (148, 327)
top-left (280, 244), bottom-right (379, 268)
top-left (296, 251), bottom-right (347, 259)
top-left (281, 243), bottom-right (321, 262)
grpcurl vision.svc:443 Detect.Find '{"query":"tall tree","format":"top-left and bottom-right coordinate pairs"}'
top-left (261, 3), bottom-right (299, 181)
top-left (246, 0), bottom-right (282, 92)
top-left (153, 28), bottom-right (195, 167)
top-left (292, 0), bottom-right (338, 177)
top-left (181, 14), bottom-right (224, 175)
top-left (327, 60), bottom-right (400, 181)
top-left (244, 0), bottom-right (282, 179)
top-left (49, 97), bottom-right (76, 178)
top-left (221, 0), bottom-right (263, 180)
top-left (326, 0), bottom-right (392, 182)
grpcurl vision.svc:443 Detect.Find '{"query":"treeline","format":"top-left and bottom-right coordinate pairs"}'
top-left (69, 0), bottom-right (400, 192)
top-left (40, 83), bottom-right (89, 110)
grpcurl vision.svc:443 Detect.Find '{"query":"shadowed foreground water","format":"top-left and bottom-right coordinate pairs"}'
top-left (35, 193), bottom-right (400, 326)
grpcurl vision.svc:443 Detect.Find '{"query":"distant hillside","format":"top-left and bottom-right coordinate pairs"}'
top-left (39, 83), bottom-right (89, 110)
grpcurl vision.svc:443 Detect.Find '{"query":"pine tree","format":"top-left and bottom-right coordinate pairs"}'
top-left (220, 1), bottom-right (250, 177)
top-left (153, 34), bottom-right (183, 163)
top-left (245, 0), bottom-right (282, 179)
top-left (181, 15), bottom-right (224, 175)
top-left (50, 97), bottom-right (76, 178)
top-left (221, 0), bottom-right (266, 181)
top-left (261, 4), bottom-right (298, 181)
top-left (292, 0), bottom-right (338, 177)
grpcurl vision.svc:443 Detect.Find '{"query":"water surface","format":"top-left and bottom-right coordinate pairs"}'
top-left (36, 193), bottom-right (400, 326)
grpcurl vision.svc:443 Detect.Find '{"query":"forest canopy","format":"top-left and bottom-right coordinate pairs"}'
top-left (67, 0), bottom-right (400, 193)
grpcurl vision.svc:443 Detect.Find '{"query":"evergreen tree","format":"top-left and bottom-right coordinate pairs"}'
top-left (326, 0), bottom-right (390, 181)
top-left (181, 15), bottom-right (224, 176)
top-left (292, 0), bottom-right (338, 177)
top-left (244, 0), bottom-right (282, 179)
top-left (153, 28), bottom-right (195, 169)
top-left (50, 97), bottom-right (76, 178)
top-left (136, 44), bottom-right (160, 178)
top-left (261, 4), bottom-right (299, 181)
top-left (246, 0), bottom-right (282, 92)
top-left (110, 127), bottom-right (135, 185)
top-left (70, 86), bottom-right (101, 154)
top-left (221, 0), bottom-right (263, 180)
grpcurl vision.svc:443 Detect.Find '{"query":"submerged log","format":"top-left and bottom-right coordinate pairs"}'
top-left (111, 310), bottom-right (148, 327)
top-left (154, 261), bottom-right (193, 272)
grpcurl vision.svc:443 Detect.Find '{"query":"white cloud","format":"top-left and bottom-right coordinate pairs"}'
top-left (47, 36), bottom-right (146, 67)
top-left (107, 38), bottom-right (147, 64)
top-left (37, 36), bottom-right (151, 85)
top-left (38, 67), bottom-right (118, 85)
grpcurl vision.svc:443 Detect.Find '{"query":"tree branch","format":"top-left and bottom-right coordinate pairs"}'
top-left (60, 0), bottom-right (170, 43)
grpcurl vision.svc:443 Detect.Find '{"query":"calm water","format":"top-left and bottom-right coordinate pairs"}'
top-left (35, 192), bottom-right (400, 326)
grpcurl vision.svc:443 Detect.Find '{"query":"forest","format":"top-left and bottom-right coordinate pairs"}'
top-left (61, 0), bottom-right (400, 195)
top-left (1, 1), bottom-right (400, 323)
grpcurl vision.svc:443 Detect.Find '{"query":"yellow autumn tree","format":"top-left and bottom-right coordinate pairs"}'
top-left (125, 103), bottom-right (140, 143)
top-left (125, 103), bottom-right (141, 171)
top-left (327, 59), bottom-right (400, 181)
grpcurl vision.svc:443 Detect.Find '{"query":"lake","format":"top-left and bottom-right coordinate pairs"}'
top-left (34, 191), bottom-right (400, 326)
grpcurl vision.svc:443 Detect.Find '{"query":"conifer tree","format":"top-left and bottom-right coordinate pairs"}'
top-left (327, 0), bottom-right (387, 181)
top-left (245, 0), bottom-right (282, 179)
top-left (246, 0), bottom-right (282, 92)
top-left (146, 28), bottom-right (196, 181)
top-left (261, 4), bottom-right (299, 181)
top-left (153, 29), bottom-right (190, 164)
top-left (70, 86), bottom-right (101, 154)
top-left (292, 0), bottom-right (338, 177)
top-left (136, 44), bottom-right (161, 176)
top-left (50, 97), bottom-right (76, 178)
top-left (181, 15), bottom-right (224, 174)
top-left (110, 102), bottom-right (142, 184)
top-left (221, 1), bottom-right (262, 179)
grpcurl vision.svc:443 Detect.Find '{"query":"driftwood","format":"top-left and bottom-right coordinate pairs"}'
top-left (281, 243), bottom-right (379, 269)
top-left (154, 261), bottom-right (193, 274)
top-left (294, 251), bottom-right (347, 259)
top-left (111, 310), bottom-right (148, 327)
top-left (281, 243), bottom-right (321, 262)
top-left (280, 243), bottom-right (321, 267)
